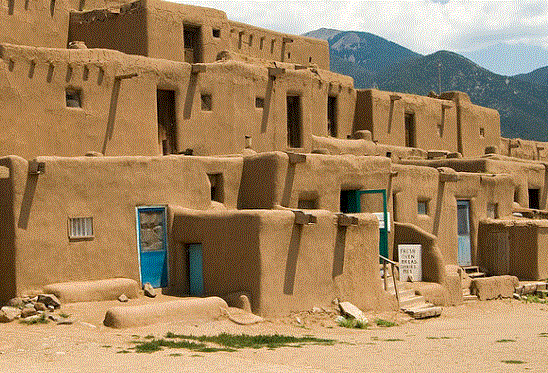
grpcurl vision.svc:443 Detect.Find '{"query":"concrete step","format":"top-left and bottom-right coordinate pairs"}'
top-left (405, 306), bottom-right (442, 319)
top-left (467, 272), bottom-right (486, 278)
top-left (399, 295), bottom-right (426, 309)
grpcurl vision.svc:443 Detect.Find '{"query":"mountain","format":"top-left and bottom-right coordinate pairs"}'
top-left (304, 28), bottom-right (548, 142)
top-left (303, 28), bottom-right (421, 88)
top-left (377, 51), bottom-right (548, 141)
top-left (515, 66), bottom-right (548, 87)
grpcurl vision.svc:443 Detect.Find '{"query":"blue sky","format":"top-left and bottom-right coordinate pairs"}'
top-left (176, 0), bottom-right (548, 76)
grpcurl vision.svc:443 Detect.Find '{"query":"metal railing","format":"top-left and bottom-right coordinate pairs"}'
top-left (380, 254), bottom-right (400, 308)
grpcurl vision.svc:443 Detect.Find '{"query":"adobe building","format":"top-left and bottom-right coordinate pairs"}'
top-left (1, 0), bottom-right (547, 315)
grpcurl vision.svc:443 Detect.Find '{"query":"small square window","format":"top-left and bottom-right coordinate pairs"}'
top-left (417, 200), bottom-right (428, 215)
top-left (479, 127), bottom-right (485, 137)
top-left (487, 203), bottom-right (498, 219)
top-left (66, 88), bottom-right (82, 108)
top-left (68, 217), bottom-right (93, 239)
top-left (298, 198), bottom-right (318, 209)
top-left (201, 94), bottom-right (212, 111)
top-left (212, 28), bottom-right (221, 38)
top-left (255, 97), bottom-right (264, 108)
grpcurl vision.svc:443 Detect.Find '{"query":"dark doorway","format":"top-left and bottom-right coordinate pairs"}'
top-left (208, 173), bottom-right (224, 203)
top-left (328, 96), bottom-right (337, 137)
top-left (405, 112), bottom-right (416, 148)
top-left (287, 95), bottom-right (302, 148)
top-left (529, 188), bottom-right (540, 209)
top-left (340, 190), bottom-right (360, 213)
top-left (183, 25), bottom-right (202, 63)
top-left (157, 89), bottom-right (177, 155)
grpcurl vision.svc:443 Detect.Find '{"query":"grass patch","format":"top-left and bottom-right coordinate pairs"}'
top-left (144, 335), bottom-right (155, 339)
top-left (59, 313), bottom-right (71, 318)
top-left (169, 353), bottom-right (182, 357)
top-left (539, 332), bottom-right (548, 338)
top-left (117, 350), bottom-right (131, 354)
top-left (496, 339), bottom-right (516, 343)
top-left (384, 338), bottom-right (404, 342)
top-left (126, 332), bottom-right (339, 353)
top-left (101, 345), bottom-right (112, 348)
top-left (20, 313), bottom-right (49, 325)
top-left (375, 318), bottom-right (396, 327)
top-left (336, 317), bottom-right (368, 329)
top-left (426, 336), bottom-right (451, 340)
top-left (522, 294), bottom-right (547, 304)
top-left (501, 360), bottom-right (526, 364)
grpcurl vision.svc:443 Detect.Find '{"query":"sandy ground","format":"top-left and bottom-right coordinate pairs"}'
top-left (1, 296), bottom-right (547, 373)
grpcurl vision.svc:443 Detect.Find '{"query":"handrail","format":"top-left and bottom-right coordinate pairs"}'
top-left (380, 254), bottom-right (400, 308)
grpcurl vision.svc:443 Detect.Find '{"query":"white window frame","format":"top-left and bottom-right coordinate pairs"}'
top-left (68, 217), bottom-right (94, 239)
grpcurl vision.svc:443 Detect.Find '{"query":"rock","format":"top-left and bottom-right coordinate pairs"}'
top-left (30, 296), bottom-right (38, 303)
top-left (470, 275), bottom-right (519, 301)
top-left (21, 314), bottom-right (42, 323)
top-left (118, 294), bottom-right (129, 302)
top-left (226, 307), bottom-right (264, 325)
top-left (339, 301), bottom-right (367, 322)
top-left (57, 318), bottom-right (74, 325)
top-left (0, 306), bottom-right (21, 323)
top-left (6, 298), bottom-right (24, 309)
top-left (20, 307), bottom-right (38, 318)
top-left (311, 306), bottom-right (322, 313)
top-left (49, 314), bottom-right (60, 322)
top-left (34, 302), bottom-right (47, 311)
top-left (47, 305), bottom-right (55, 311)
top-left (335, 315), bottom-right (346, 324)
top-left (37, 294), bottom-right (61, 309)
top-left (143, 283), bottom-right (156, 298)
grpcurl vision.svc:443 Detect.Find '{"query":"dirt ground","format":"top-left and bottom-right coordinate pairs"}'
top-left (1, 296), bottom-right (547, 372)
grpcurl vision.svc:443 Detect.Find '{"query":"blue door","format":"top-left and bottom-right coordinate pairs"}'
top-left (137, 206), bottom-right (168, 288)
top-left (457, 200), bottom-right (472, 266)
top-left (187, 244), bottom-right (204, 296)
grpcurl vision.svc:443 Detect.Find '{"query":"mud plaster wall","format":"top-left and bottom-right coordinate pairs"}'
top-left (457, 97), bottom-right (500, 157)
top-left (401, 157), bottom-right (545, 210)
top-left (500, 138), bottom-right (548, 161)
top-left (392, 164), bottom-right (514, 266)
top-left (228, 21), bottom-right (329, 70)
top-left (169, 208), bottom-right (395, 316)
top-left (238, 152), bottom-right (391, 211)
top-left (0, 45), bottom-right (353, 158)
top-left (478, 220), bottom-right (548, 280)
top-left (1, 155), bottom-right (215, 301)
top-left (354, 89), bottom-right (458, 152)
top-left (0, 0), bottom-right (69, 48)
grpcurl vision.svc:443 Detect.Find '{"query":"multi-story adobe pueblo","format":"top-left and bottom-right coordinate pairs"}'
top-left (1, 0), bottom-right (547, 317)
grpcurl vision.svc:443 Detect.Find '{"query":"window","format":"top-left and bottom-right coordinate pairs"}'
top-left (479, 127), bottom-right (485, 138)
top-left (405, 112), bottom-right (416, 148)
top-left (328, 96), bottom-right (337, 137)
top-left (286, 95), bottom-right (302, 148)
top-left (208, 173), bottom-right (224, 203)
top-left (270, 39), bottom-right (275, 54)
top-left (249, 34), bottom-right (253, 47)
top-left (417, 200), bottom-right (428, 215)
top-left (201, 94), bottom-right (212, 111)
top-left (529, 188), bottom-right (540, 209)
top-left (212, 28), bottom-right (220, 38)
top-left (238, 32), bottom-right (243, 49)
top-left (487, 203), bottom-right (498, 219)
top-left (69, 217), bottom-right (93, 239)
top-left (309, 57), bottom-right (312, 63)
top-left (66, 88), bottom-right (82, 108)
top-left (260, 37), bottom-right (264, 50)
top-left (255, 97), bottom-right (264, 108)
top-left (298, 198), bottom-right (318, 209)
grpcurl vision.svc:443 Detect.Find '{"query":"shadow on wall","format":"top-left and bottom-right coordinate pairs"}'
top-left (183, 72), bottom-right (198, 120)
top-left (283, 223), bottom-right (302, 295)
top-left (332, 225), bottom-right (347, 277)
top-left (17, 173), bottom-right (38, 230)
top-left (0, 162), bottom-right (16, 305)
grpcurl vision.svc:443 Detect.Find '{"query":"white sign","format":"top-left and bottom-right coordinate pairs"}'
top-left (398, 244), bottom-right (422, 282)
top-left (373, 212), bottom-right (391, 232)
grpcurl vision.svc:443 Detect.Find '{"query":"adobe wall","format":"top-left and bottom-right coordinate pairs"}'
top-left (0, 0), bottom-right (70, 49)
top-left (500, 137), bottom-right (548, 161)
top-left (69, 0), bottom-right (329, 69)
top-left (354, 89), bottom-right (458, 152)
top-left (392, 164), bottom-right (514, 265)
top-left (401, 156), bottom-right (546, 209)
top-left (0, 154), bottom-right (246, 303)
top-left (169, 208), bottom-right (396, 316)
top-left (238, 152), bottom-right (391, 211)
top-left (440, 91), bottom-right (501, 157)
top-left (478, 219), bottom-right (548, 280)
top-left (0, 44), bottom-right (353, 158)
top-left (228, 21), bottom-right (329, 70)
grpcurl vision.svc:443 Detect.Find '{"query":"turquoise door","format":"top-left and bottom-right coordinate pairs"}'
top-left (457, 200), bottom-right (472, 266)
top-left (187, 244), bottom-right (204, 296)
top-left (340, 189), bottom-right (389, 258)
top-left (137, 206), bottom-right (168, 288)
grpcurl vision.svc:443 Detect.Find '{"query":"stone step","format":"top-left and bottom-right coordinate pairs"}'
top-left (463, 294), bottom-right (478, 302)
top-left (399, 295), bottom-right (426, 309)
top-left (467, 272), bottom-right (486, 278)
top-left (462, 288), bottom-right (471, 296)
top-left (405, 306), bottom-right (442, 319)
top-left (462, 266), bottom-right (480, 274)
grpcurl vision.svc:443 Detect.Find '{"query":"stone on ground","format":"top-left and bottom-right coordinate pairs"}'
top-left (225, 307), bottom-right (264, 325)
top-left (0, 306), bottom-right (21, 323)
top-left (37, 294), bottom-right (61, 309)
top-left (143, 283), bottom-right (156, 298)
top-left (118, 294), bottom-right (129, 302)
top-left (339, 301), bottom-right (368, 323)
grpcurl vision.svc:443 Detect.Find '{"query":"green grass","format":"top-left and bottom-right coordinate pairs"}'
top-left (19, 313), bottom-right (49, 325)
top-left (496, 339), bottom-right (516, 343)
top-left (384, 338), bottom-right (404, 342)
top-left (522, 294), bottom-right (547, 304)
top-left (101, 345), bottom-right (112, 348)
top-left (375, 318), bottom-right (396, 327)
top-left (116, 350), bottom-right (131, 354)
top-left (59, 313), bottom-right (71, 318)
top-left (501, 360), bottom-right (526, 364)
top-left (426, 336), bottom-right (451, 340)
top-left (539, 333), bottom-right (548, 338)
top-left (336, 317), bottom-right (368, 329)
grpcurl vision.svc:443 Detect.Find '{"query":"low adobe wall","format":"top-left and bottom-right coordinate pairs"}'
top-left (478, 219), bottom-right (548, 280)
top-left (169, 208), bottom-right (396, 316)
